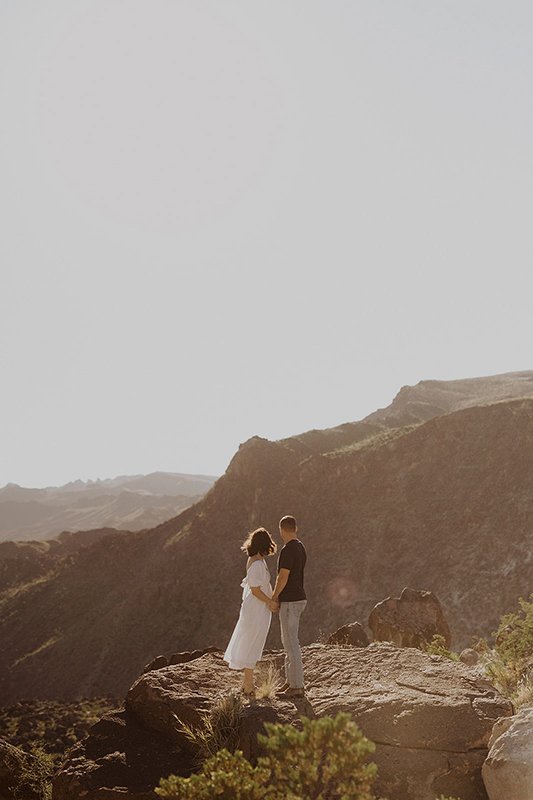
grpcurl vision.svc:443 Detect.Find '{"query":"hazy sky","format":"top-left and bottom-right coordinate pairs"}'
top-left (1, 1), bottom-right (532, 487)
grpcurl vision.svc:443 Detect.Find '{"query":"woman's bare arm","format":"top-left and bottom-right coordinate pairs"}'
top-left (251, 585), bottom-right (277, 610)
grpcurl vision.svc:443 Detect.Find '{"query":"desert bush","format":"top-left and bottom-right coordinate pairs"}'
top-left (157, 712), bottom-right (378, 800)
top-left (260, 712), bottom-right (377, 800)
top-left (423, 634), bottom-right (459, 661)
top-left (177, 691), bottom-right (244, 765)
top-left (479, 594), bottom-right (533, 702)
top-left (157, 749), bottom-right (270, 800)
top-left (483, 652), bottom-right (520, 698)
top-left (493, 594), bottom-right (533, 665)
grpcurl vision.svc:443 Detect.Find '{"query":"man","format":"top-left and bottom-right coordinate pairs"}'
top-left (272, 514), bottom-right (307, 698)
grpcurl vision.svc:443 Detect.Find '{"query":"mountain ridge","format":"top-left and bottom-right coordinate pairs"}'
top-left (1, 371), bottom-right (532, 703)
top-left (0, 471), bottom-right (217, 542)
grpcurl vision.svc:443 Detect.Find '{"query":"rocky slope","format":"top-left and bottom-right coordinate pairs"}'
top-left (0, 472), bottom-right (216, 542)
top-left (1, 372), bottom-right (533, 703)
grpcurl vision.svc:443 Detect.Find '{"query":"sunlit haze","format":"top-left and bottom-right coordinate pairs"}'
top-left (1, 1), bottom-right (532, 487)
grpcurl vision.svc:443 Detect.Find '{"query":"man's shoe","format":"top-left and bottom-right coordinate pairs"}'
top-left (278, 686), bottom-right (305, 698)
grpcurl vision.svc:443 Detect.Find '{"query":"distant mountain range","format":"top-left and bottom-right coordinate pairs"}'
top-left (0, 472), bottom-right (217, 542)
top-left (1, 371), bottom-right (532, 703)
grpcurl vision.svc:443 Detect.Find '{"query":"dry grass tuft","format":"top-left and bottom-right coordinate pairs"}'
top-left (513, 672), bottom-right (533, 710)
top-left (175, 691), bottom-right (244, 765)
top-left (255, 661), bottom-right (284, 700)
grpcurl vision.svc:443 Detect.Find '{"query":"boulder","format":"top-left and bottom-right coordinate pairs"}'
top-left (126, 651), bottom-right (308, 755)
top-left (303, 642), bottom-right (512, 800)
top-left (55, 644), bottom-right (512, 800)
top-left (54, 653), bottom-right (308, 798)
top-left (326, 621), bottom-right (369, 647)
top-left (368, 586), bottom-right (452, 648)
top-left (142, 647), bottom-right (221, 674)
top-left (0, 738), bottom-right (50, 800)
top-left (142, 655), bottom-right (168, 673)
top-left (460, 648), bottom-right (480, 666)
top-left (169, 646), bottom-right (220, 665)
top-left (52, 708), bottom-right (185, 800)
top-left (482, 706), bottom-right (533, 800)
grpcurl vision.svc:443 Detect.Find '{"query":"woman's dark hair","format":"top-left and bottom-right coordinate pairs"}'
top-left (241, 527), bottom-right (277, 557)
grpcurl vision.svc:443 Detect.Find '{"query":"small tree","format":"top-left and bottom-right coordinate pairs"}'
top-left (259, 713), bottom-right (376, 800)
top-left (156, 712), bottom-right (377, 800)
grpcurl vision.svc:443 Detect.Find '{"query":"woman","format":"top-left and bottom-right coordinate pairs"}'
top-left (224, 527), bottom-right (278, 696)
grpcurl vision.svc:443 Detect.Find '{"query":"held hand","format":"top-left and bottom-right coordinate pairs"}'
top-left (268, 599), bottom-right (280, 613)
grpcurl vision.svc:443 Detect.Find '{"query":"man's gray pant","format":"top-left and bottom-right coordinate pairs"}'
top-left (279, 599), bottom-right (307, 688)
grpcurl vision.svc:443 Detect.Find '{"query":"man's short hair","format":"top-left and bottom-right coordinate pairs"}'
top-left (279, 515), bottom-right (297, 533)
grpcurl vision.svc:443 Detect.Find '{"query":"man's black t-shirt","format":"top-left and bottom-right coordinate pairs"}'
top-left (278, 539), bottom-right (307, 602)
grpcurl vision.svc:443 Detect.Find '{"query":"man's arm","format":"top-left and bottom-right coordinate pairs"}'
top-left (272, 568), bottom-right (290, 601)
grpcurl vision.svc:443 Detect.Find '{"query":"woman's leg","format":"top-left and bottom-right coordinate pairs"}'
top-left (242, 667), bottom-right (254, 693)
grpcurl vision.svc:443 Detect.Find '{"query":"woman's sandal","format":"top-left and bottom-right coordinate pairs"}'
top-left (241, 688), bottom-right (255, 698)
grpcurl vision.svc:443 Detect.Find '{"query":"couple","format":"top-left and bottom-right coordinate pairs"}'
top-left (223, 515), bottom-right (307, 699)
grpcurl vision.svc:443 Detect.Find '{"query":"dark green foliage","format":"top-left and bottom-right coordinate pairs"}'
top-left (258, 712), bottom-right (377, 800)
top-left (157, 712), bottom-right (377, 800)
top-left (493, 594), bottom-right (533, 665)
top-left (423, 634), bottom-right (459, 661)
top-left (157, 749), bottom-right (269, 800)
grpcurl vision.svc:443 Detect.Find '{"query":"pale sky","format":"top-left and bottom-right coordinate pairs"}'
top-left (1, 1), bottom-right (532, 488)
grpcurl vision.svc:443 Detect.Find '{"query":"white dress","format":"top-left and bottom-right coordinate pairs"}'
top-left (224, 559), bottom-right (272, 670)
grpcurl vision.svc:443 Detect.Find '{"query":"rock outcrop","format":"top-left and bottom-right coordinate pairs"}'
top-left (369, 587), bottom-right (452, 648)
top-left (53, 653), bottom-right (307, 800)
top-left (54, 643), bottom-right (513, 800)
top-left (305, 643), bottom-right (511, 800)
top-left (482, 706), bottom-right (533, 800)
top-left (52, 707), bottom-right (183, 800)
top-left (326, 621), bottom-right (369, 647)
top-left (142, 647), bottom-right (220, 673)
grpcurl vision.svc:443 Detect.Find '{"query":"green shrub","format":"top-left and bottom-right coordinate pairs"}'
top-left (480, 594), bottom-right (533, 702)
top-left (423, 634), bottom-right (459, 661)
top-left (493, 594), bottom-right (533, 665)
top-left (259, 712), bottom-right (377, 800)
top-left (157, 749), bottom-right (270, 800)
top-left (157, 712), bottom-right (377, 800)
